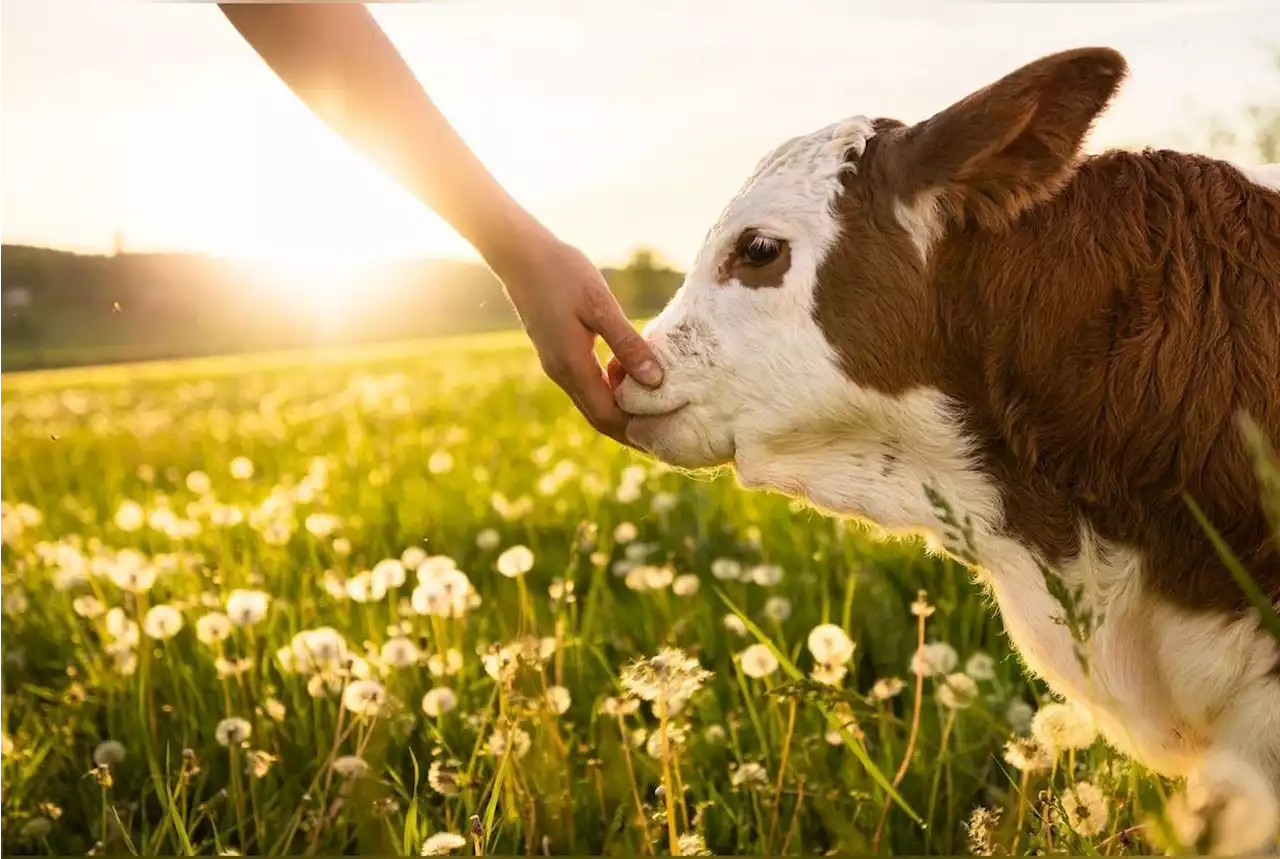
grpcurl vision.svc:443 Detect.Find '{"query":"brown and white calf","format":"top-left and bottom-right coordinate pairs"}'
top-left (613, 47), bottom-right (1280, 854)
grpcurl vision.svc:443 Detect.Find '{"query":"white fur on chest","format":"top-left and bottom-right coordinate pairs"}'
top-left (737, 384), bottom-right (1280, 786)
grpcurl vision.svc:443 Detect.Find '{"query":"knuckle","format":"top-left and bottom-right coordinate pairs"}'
top-left (539, 355), bottom-right (570, 381)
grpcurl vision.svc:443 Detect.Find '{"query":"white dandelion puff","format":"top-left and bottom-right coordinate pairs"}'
top-left (672, 574), bottom-right (700, 596)
top-left (545, 685), bottom-right (571, 715)
top-left (332, 755), bottom-right (369, 779)
top-left (730, 761), bottom-right (769, 789)
top-left (421, 687), bottom-right (458, 717)
top-left (1061, 780), bottom-right (1108, 837)
top-left (965, 652), bottom-right (997, 681)
top-left (196, 612), bottom-right (233, 645)
top-left (910, 642), bottom-right (958, 677)
top-left (620, 647), bottom-right (712, 706)
top-left (807, 624), bottom-right (855, 666)
top-left (380, 637), bottom-right (420, 669)
top-left (495, 545), bottom-right (534, 578)
top-left (215, 717), bottom-right (252, 747)
top-left (143, 604), bottom-right (183, 640)
top-left (486, 726), bottom-right (531, 759)
top-left (225, 590), bottom-right (269, 627)
top-left (936, 672), bottom-right (979, 710)
top-left (1031, 701), bottom-right (1097, 753)
top-left (93, 740), bottom-right (127, 767)
top-left (421, 832), bottom-right (467, 856)
top-left (342, 679), bottom-right (388, 716)
top-left (229, 457), bottom-right (255, 480)
top-left (738, 644), bottom-right (779, 679)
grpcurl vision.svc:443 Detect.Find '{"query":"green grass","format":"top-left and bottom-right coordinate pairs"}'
top-left (0, 334), bottom-right (1196, 855)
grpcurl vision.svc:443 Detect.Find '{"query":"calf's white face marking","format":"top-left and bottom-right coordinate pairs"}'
top-left (616, 117), bottom-right (881, 473)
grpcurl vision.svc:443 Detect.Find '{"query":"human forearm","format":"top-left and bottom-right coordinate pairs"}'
top-left (218, 3), bottom-right (549, 270)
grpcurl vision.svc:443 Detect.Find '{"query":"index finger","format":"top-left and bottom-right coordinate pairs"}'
top-left (563, 354), bottom-right (637, 449)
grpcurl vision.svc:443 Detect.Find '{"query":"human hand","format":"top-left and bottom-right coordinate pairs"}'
top-left (497, 237), bottom-right (663, 446)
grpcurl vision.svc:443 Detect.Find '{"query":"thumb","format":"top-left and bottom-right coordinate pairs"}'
top-left (591, 303), bottom-right (663, 388)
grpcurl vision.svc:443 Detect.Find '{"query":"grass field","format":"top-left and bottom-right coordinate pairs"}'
top-left (0, 331), bottom-right (1207, 856)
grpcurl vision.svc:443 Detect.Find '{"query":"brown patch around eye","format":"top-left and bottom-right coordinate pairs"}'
top-left (717, 230), bottom-right (792, 289)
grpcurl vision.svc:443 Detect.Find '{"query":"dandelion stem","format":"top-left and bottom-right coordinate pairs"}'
top-left (924, 710), bottom-right (956, 853)
top-left (1011, 768), bottom-right (1032, 855)
top-left (229, 745), bottom-right (248, 851)
top-left (659, 700), bottom-right (681, 855)
top-left (615, 713), bottom-right (651, 855)
top-left (780, 778), bottom-right (806, 856)
top-left (767, 697), bottom-right (796, 853)
top-left (872, 600), bottom-right (928, 851)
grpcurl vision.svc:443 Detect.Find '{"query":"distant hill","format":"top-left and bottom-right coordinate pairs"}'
top-left (0, 244), bottom-right (683, 372)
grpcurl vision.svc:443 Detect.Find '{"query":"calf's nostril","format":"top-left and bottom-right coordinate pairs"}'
top-left (606, 356), bottom-right (627, 391)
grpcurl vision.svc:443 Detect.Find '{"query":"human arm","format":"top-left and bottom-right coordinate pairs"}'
top-left (217, 3), bottom-right (662, 442)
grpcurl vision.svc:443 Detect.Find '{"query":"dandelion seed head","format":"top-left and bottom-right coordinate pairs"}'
top-left (372, 558), bottom-right (406, 588)
top-left (620, 647), bottom-right (712, 706)
top-left (427, 649), bottom-right (463, 677)
top-left (645, 723), bottom-right (689, 759)
top-left (245, 749), bottom-right (276, 779)
top-left (422, 687), bottom-right (458, 717)
top-left (545, 685), bottom-right (572, 715)
top-left (763, 596), bottom-right (792, 621)
top-left (73, 595), bottom-right (106, 619)
top-left (495, 545), bottom-right (534, 578)
top-left (196, 612), bottom-right (233, 645)
top-left (345, 570), bottom-right (388, 603)
top-left (380, 637), bottom-right (420, 669)
top-left (332, 755), bottom-right (369, 779)
top-left (730, 761), bottom-right (769, 789)
top-left (965, 652), bottom-right (997, 681)
top-left (215, 717), bottom-right (252, 747)
top-left (710, 558), bottom-right (741, 581)
top-left (401, 546), bottom-right (427, 571)
top-left (229, 457), bottom-right (254, 480)
top-left (1005, 699), bottom-right (1035, 735)
top-left (749, 563), bottom-right (783, 587)
top-left (937, 672), bottom-right (980, 710)
top-left (93, 740), bottom-right (126, 767)
top-left (226, 589), bottom-right (270, 626)
top-left (598, 696), bottom-right (640, 717)
top-left (910, 642), bottom-right (958, 677)
top-left (114, 500), bottom-right (146, 532)
top-left (1031, 701), bottom-right (1097, 752)
top-left (1061, 780), bottom-right (1108, 837)
top-left (965, 806), bottom-right (1002, 856)
top-left (342, 679), bottom-right (388, 716)
top-left (486, 726), bottom-right (531, 759)
top-left (807, 623), bottom-right (855, 666)
top-left (810, 661), bottom-right (848, 686)
top-left (672, 574), bottom-right (700, 597)
top-left (1002, 736), bottom-right (1051, 772)
top-left (676, 833), bottom-right (710, 855)
top-left (870, 677), bottom-right (905, 702)
top-left (421, 832), bottom-right (467, 856)
top-left (143, 604), bottom-right (183, 640)
top-left (738, 644), bottom-right (779, 679)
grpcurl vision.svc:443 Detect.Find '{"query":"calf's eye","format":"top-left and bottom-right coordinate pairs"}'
top-left (742, 234), bottom-right (783, 267)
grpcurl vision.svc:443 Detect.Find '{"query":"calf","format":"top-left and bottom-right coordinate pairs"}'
top-left (614, 47), bottom-right (1280, 854)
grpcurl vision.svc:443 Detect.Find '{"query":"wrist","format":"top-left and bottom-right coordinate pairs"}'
top-left (473, 207), bottom-right (560, 284)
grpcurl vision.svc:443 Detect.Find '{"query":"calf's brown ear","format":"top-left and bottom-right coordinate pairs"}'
top-left (886, 47), bottom-right (1127, 231)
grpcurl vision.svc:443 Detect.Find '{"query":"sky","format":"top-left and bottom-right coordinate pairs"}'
top-left (2, 0), bottom-right (1279, 270)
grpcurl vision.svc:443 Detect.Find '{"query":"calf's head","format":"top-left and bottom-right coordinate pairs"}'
top-left (615, 47), bottom-right (1127, 497)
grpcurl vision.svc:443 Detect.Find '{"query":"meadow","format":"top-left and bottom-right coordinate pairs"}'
top-left (0, 332), bottom-right (1226, 856)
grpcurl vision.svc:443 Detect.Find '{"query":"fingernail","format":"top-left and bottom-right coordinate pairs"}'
top-left (633, 360), bottom-right (662, 386)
